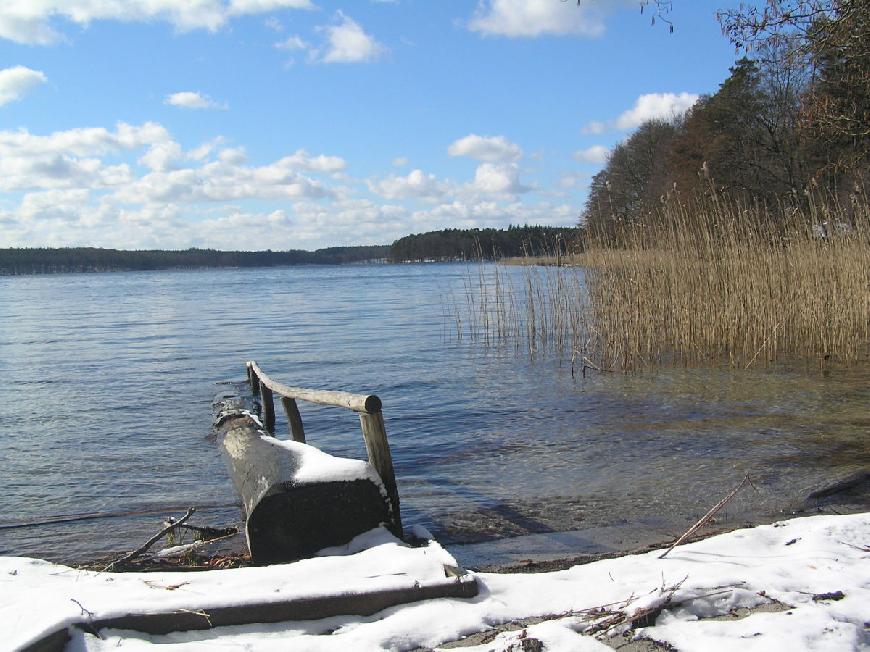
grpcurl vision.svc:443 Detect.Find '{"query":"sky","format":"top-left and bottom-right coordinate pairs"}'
top-left (0, 0), bottom-right (742, 251)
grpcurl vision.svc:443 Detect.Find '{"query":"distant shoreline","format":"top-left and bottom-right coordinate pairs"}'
top-left (0, 245), bottom-right (391, 276)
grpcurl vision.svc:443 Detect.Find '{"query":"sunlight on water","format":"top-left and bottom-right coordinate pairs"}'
top-left (0, 264), bottom-right (867, 563)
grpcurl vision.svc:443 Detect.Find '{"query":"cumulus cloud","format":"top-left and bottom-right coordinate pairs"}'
top-left (319, 11), bottom-right (386, 63)
top-left (0, 121), bottom-right (344, 214)
top-left (468, 0), bottom-right (605, 38)
top-left (582, 92), bottom-right (699, 134)
top-left (472, 162), bottom-right (529, 195)
top-left (0, 66), bottom-right (47, 106)
top-left (113, 156), bottom-right (332, 204)
top-left (273, 13), bottom-right (385, 65)
top-left (368, 169), bottom-right (450, 200)
top-left (228, 0), bottom-right (313, 14)
top-left (165, 91), bottom-right (227, 110)
top-left (0, 122), bottom-right (167, 190)
top-left (276, 149), bottom-right (347, 173)
top-left (392, 156), bottom-right (408, 167)
top-left (0, 120), bottom-right (576, 250)
top-left (615, 92), bottom-right (699, 129)
top-left (448, 134), bottom-right (522, 163)
top-left (0, 0), bottom-right (314, 45)
top-left (573, 145), bottom-right (609, 165)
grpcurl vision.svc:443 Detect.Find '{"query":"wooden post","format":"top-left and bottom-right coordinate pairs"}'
top-left (359, 411), bottom-right (402, 537)
top-left (261, 385), bottom-right (276, 433)
top-left (281, 396), bottom-right (306, 443)
top-left (249, 366), bottom-right (261, 396)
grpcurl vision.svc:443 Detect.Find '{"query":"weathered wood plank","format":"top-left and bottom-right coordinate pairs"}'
top-left (281, 396), bottom-right (306, 443)
top-left (249, 361), bottom-right (380, 414)
top-left (260, 384), bottom-right (276, 433)
top-left (23, 575), bottom-right (478, 650)
top-left (359, 411), bottom-right (402, 537)
top-left (247, 362), bottom-right (261, 396)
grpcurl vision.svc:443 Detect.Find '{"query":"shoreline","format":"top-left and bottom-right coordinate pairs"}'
top-left (5, 512), bottom-right (868, 651)
top-left (65, 501), bottom-right (864, 576)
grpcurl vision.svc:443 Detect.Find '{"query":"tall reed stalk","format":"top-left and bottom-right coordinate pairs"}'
top-left (455, 193), bottom-right (869, 370)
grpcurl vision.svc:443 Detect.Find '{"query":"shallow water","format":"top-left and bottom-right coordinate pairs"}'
top-left (0, 264), bottom-right (866, 563)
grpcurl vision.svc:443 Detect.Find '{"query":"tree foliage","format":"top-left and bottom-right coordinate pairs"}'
top-left (388, 226), bottom-right (576, 263)
top-left (718, 0), bottom-right (870, 170)
top-left (583, 0), bottom-right (868, 231)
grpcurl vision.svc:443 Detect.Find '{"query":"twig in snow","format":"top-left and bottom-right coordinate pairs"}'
top-left (71, 598), bottom-right (104, 639)
top-left (659, 475), bottom-right (755, 559)
top-left (178, 608), bottom-right (213, 627)
top-left (102, 508), bottom-right (196, 572)
top-left (837, 540), bottom-right (870, 553)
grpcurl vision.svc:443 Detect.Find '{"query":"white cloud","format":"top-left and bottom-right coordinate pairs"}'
top-left (0, 0), bottom-right (314, 45)
top-left (448, 134), bottom-right (522, 163)
top-left (319, 12), bottom-right (386, 63)
top-left (615, 92), bottom-right (699, 130)
top-left (392, 156), bottom-right (408, 167)
top-left (468, 0), bottom-right (605, 38)
top-left (165, 91), bottom-right (227, 110)
top-left (368, 169), bottom-right (450, 200)
top-left (228, 0), bottom-right (312, 15)
top-left (138, 141), bottom-right (183, 172)
top-left (580, 121), bottom-right (606, 136)
top-left (573, 145), bottom-right (609, 165)
top-left (274, 35), bottom-right (308, 50)
top-left (0, 122), bottom-right (167, 190)
top-left (0, 120), bottom-right (578, 250)
top-left (472, 162), bottom-right (529, 195)
top-left (583, 92), bottom-right (699, 134)
top-left (277, 149), bottom-right (347, 173)
top-left (113, 157), bottom-right (332, 204)
top-left (0, 66), bottom-right (47, 106)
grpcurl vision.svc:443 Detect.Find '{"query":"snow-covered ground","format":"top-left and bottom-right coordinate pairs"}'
top-left (2, 513), bottom-right (867, 651)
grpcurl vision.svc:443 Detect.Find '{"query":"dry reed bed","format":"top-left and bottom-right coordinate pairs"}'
top-left (456, 196), bottom-right (869, 370)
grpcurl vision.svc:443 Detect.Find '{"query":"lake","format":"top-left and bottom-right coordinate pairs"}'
top-left (0, 264), bottom-right (867, 566)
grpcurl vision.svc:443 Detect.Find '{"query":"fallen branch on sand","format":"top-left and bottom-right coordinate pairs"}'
top-left (155, 530), bottom-right (240, 559)
top-left (102, 508), bottom-right (196, 572)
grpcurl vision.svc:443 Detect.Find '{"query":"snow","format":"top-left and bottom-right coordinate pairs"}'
top-left (263, 437), bottom-right (384, 488)
top-left (2, 513), bottom-right (867, 651)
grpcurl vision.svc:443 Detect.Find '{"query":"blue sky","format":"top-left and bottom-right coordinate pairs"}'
top-left (0, 1), bottom-right (740, 250)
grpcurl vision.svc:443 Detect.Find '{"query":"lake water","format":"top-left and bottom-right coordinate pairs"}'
top-left (0, 264), bottom-right (867, 566)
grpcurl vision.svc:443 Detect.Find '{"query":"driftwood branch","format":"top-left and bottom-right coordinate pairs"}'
top-left (103, 508), bottom-right (196, 571)
top-left (659, 475), bottom-right (754, 559)
top-left (161, 522), bottom-right (238, 540)
top-left (155, 531), bottom-right (241, 559)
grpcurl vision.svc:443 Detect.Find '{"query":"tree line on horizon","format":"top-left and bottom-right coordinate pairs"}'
top-left (0, 225), bottom-right (579, 275)
top-left (0, 245), bottom-right (390, 275)
top-left (582, 0), bottom-right (868, 234)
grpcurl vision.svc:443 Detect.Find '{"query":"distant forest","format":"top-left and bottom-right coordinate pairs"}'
top-left (0, 245), bottom-right (389, 275)
top-left (388, 226), bottom-right (576, 263)
top-left (0, 225), bottom-right (579, 275)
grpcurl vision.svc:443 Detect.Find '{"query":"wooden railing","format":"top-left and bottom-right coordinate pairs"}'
top-left (246, 361), bottom-right (402, 537)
